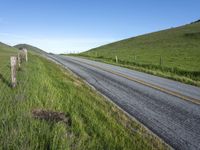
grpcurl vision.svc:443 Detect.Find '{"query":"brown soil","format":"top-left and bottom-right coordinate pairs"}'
top-left (32, 109), bottom-right (71, 126)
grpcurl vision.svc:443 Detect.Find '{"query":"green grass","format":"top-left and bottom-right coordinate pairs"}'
top-left (78, 22), bottom-right (200, 86)
top-left (0, 43), bottom-right (169, 149)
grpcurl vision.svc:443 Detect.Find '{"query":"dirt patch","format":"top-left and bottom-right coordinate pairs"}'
top-left (32, 109), bottom-right (71, 126)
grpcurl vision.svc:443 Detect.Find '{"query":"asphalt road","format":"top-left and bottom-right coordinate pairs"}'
top-left (49, 54), bottom-right (200, 150)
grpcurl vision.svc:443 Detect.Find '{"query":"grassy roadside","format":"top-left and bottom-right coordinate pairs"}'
top-left (68, 54), bottom-right (200, 87)
top-left (0, 46), bottom-right (169, 149)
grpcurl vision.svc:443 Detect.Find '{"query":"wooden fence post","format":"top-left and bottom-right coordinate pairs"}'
top-left (17, 53), bottom-right (21, 68)
top-left (19, 50), bottom-right (24, 62)
top-left (160, 56), bottom-right (163, 66)
top-left (10, 56), bottom-right (17, 88)
top-left (23, 48), bottom-right (28, 62)
top-left (19, 48), bottom-right (28, 62)
top-left (115, 56), bottom-right (118, 63)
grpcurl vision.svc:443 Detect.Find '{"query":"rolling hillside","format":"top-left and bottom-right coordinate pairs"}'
top-left (14, 44), bottom-right (47, 55)
top-left (80, 21), bottom-right (200, 86)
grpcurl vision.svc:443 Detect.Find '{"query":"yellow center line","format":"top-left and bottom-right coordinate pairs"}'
top-left (73, 58), bottom-right (200, 105)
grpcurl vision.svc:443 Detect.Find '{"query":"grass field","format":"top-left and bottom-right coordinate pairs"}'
top-left (77, 21), bottom-right (200, 86)
top-left (0, 43), bottom-right (168, 149)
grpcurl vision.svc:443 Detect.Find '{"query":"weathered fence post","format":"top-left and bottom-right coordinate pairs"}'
top-left (10, 56), bottom-right (17, 88)
top-left (19, 48), bottom-right (28, 62)
top-left (17, 53), bottom-right (21, 68)
top-left (115, 56), bottom-right (118, 63)
top-left (23, 48), bottom-right (28, 62)
top-left (160, 56), bottom-right (163, 66)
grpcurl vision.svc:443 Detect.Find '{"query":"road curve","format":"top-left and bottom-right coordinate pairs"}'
top-left (49, 54), bottom-right (200, 150)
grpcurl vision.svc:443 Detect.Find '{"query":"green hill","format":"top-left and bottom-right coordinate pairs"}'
top-left (14, 44), bottom-right (47, 55)
top-left (0, 42), bottom-right (167, 149)
top-left (0, 42), bottom-right (18, 67)
top-left (80, 21), bottom-right (200, 86)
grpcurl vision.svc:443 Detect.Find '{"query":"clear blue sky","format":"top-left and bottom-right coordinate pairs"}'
top-left (0, 0), bottom-right (199, 53)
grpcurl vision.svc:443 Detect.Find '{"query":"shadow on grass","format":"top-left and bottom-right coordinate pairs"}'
top-left (0, 73), bottom-right (11, 87)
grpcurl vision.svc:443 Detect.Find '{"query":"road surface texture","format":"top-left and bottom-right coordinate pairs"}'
top-left (49, 54), bottom-right (200, 150)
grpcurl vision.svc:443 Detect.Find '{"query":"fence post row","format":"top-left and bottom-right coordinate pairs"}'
top-left (10, 48), bottom-right (28, 88)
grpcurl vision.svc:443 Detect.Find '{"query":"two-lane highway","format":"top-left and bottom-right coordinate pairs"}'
top-left (49, 54), bottom-right (200, 150)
